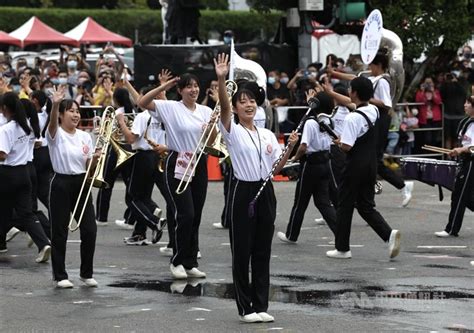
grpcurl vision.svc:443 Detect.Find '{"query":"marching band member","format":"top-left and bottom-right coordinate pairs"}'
top-left (326, 77), bottom-right (401, 260)
top-left (215, 54), bottom-right (298, 323)
top-left (115, 87), bottom-right (167, 245)
top-left (0, 92), bottom-right (51, 261)
top-left (139, 73), bottom-right (216, 279)
top-left (277, 91), bottom-right (337, 244)
top-left (47, 87), bottom-right (100, 288)
top-left (435, 96), bottom-right (474, 237)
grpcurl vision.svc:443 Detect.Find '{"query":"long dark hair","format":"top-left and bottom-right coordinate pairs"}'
top-left (21, 98), bottom-right (41, 139)
top-left (113, 87), bottom-right (134, 114)
top-left (0, 92), bottom-right (31, 135)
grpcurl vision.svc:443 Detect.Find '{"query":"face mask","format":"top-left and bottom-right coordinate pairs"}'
top-left (44, 87), bottom-right (54, 97)
top-left (223, 36), bottom-right (232, 45)
top-left (331, 78), bottom-right (340, 85)
top-left (18, 66), bottom-right (26, 72)
top-left (51, 78), bottom-right (59, 85)
top-left (267, 77), bottom-right (276, 85)
top-left (280, 77), bottom-right (289, 84)
top-left (78, 77), bottom-right (87, 85)
top-left (67, 60), bottom-right (77, 69)
top-left (121, 73), bottom-right (132, 81)
top-left (58, 77), bottom-right (68, 85)
top-left (12, 85), bottom-right (21, 93)
top-left (410, 108), bottom-right (418, 117)
top-left (463, 52), bottom-right (471, 59)
top-left (309, 72), bottom-right (317, 79)
top-left (451, 70), bottom-right (460, 78)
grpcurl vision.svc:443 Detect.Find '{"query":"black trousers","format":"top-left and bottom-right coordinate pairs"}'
top-left (220, 163), bottom-right (233, 228)
top-left (445, 160), bottom-right (474, 235)
top-left (228, 178), bottom-right (276, 316)
top-left (96, 146), bottom-right (132, 222)
top-left (335, 164), bottom-right (392, 252)
top-left (49, 173), bottom-right (97, 281)
top-left (127, 150), bottom-right (160, 231)
top-left (329, 145), bottom-right (346, 209)
top-left (33, 146), bottom-right (52, 224)
top-left (164, 151), bottom-right (207, 269)
top-left (285, 160), bottom-right (336, 241)
top-left (0, 165), bottom-right (50, 252)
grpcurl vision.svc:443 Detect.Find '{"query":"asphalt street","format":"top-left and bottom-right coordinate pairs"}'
top-left (1, 180), bottom-right (473, 332)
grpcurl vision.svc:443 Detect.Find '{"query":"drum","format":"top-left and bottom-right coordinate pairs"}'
top-left (280, 162), bottom-right (300, 180)
top-left (401, 157), bottom-right (457, 191)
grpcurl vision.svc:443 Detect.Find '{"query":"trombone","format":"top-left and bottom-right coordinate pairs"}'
top-left (175, 80), bottom-right (237, 194)
top-left (144, 117), bottom-right (168, 172)
top-left (68, 106), bottom-right (115, 232)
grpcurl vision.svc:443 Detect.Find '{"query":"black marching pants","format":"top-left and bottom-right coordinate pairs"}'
top-left (164, 151), bottom-right (207, 269)
top-left (445, 159), bottom-right (474, 235)
top-left (33, 146), bottom-right (52, 229)
top-left (220, 163), bottom-right (233, 228)
top-left (0, 165), bottom-right (50, 252)
top-left (285, 159), bottom-right (336, 241)
top-left (329, 145), bottom-right (346, 208)
top-left (228, 178), bottom-right (276, 316)
top-left (49, 173), bottom-right (97, 281)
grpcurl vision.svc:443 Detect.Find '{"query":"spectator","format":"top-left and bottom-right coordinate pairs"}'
top-left (280, 72), bottom-right (289, 86)
top-left (399, 106), bottom-right (419, 155)
top-left (201, 79), bottom-right (218, 109)
top-left (440, 72), bottom-right (467, 148)
top-left (266, 70), bottom-right (290, 107)
top-left (75, 80), bottom-right (94, 107)
top-left (415, 76), bottom-right (443, 148)
top-left (223, 30), bottom-right (234, 45)
top-left (57, 68), bottom-right (77, 100)
top-left (93, 70), bottom-right (114, 106)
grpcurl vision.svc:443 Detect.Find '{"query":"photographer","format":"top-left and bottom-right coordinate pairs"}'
top-left (415, 77), bottom-right (443, 148)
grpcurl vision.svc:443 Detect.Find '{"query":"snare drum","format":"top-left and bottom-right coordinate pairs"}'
top-left (401, 157), bottom-right (457, 191)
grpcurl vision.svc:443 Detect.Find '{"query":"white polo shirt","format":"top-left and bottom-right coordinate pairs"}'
top-left (37, 106), bottom-right (49, 147)
top-left (370, 75), bottom-right (392, 108)
top-left (219, 120), bottom-right (281, 181)
top-left (47, 127), bottom-right (93, 174)
top-left (332, 106), bottom-right (350, 137)
top-left (340, 104), bottom-right (379, 148)
top-left (131, 111), bottom-right (166, 151)
top-left (460, 121), bottom-right (474, 147)
top-left (254, 106), bottom-right (266, 128)
top-left (301, 118), bottom-right (331, 153)
top-left (0, 120), bottom-right (32, 166)
top-left (0, 113), bottom-right (7, 126)
top-left (150, 100), bottom-right (211, 152)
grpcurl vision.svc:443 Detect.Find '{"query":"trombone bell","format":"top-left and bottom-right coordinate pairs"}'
top-left (110, 138), bottom-right (136, 170)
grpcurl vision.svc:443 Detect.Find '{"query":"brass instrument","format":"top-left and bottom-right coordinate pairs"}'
top-left (143, 115), bottom-right (168, 173)
top-left (110, 112), bottom-right (136, 170)
top-left (68, 106), bottom-right (115, 232)
top-left (175, 80), bottom-right (238, 195)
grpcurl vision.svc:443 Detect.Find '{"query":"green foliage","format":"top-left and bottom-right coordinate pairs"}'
top-left (0, 7), bottom-right (280, 44)
top-left (246, 0), bottom-right (297, 11)
top-left (201, 0), bottom-right (229, 10)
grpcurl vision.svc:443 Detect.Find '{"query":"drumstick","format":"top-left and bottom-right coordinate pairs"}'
top-left (422, 145), bottom-right (452, 155)
top-left (423, 144), bottom-right (452, 153)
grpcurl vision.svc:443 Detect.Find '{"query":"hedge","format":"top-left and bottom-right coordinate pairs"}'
top-left (0, 7), bottom-right (282, 45)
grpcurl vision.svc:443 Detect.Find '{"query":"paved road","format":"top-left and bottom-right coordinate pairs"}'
top-left (1, 180), bottom-right (473, 332)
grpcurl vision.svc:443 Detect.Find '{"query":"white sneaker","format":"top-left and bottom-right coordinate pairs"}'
top-left (159, 246), bottom-right (173, 257)
top-left (276, 231), bottom-right (296, 244)
top-left (80, 277), bottom-right (98, 287)
top-left (197, 251), bottom-right (202, 259)
top-left (96, 220), bottom-right (108, 226)
top-left (401, 181), bottom-right (414, 207)
top-left (153, 208), bottom-right (162, 219)
top-left (6, 227), bottom-right (21, 242)
top-left (56, 279), bottom-right (74, 288)
top-left (388, 230), bottom-right (401, 259)
top-left (326, 249), bottom-right (352, 259)
top-left (185, 267), bottom-right (206, 278)
top-left (434, 230), bottom-right (450, 238)
top-left (239, 312), bottom-right (263, 323)
top-left (170, 264), bottom-right (187, 279)
top-left (212, 222), bottom-right (225, 229)
top-left (314, 218), bottom-right (326, 225)
top-left (257, 312), bottom-right (274, 322)
top-left (115, 219), bottom-right (134, 230)
top-left (35, 245), bottom-right (51, 263)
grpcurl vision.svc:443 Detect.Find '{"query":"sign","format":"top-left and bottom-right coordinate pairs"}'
top-left (361, 9), bottom-right (383, 64)
top-left (299, 0), bottom-right (324, 11)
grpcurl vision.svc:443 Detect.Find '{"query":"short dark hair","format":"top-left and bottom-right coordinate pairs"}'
top-left (350, 76), bottom-right (374, 102)
top-left (371, 48), bottom-right (389, 70)
top-left (177, 73), bottom-right (200, 90)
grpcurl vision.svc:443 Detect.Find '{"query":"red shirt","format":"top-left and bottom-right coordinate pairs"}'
top-left (415, 89), bottom-right (443, 125)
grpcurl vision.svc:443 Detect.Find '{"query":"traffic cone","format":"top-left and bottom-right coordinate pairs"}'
top-left (274, 135), bottom-right (289, 182)
top-left (207, 155), bottom-right (223, 181)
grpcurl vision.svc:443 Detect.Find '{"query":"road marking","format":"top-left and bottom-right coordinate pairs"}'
top-left (417, 245), bottom-right (467, 249)
top-left (187, 307), bottom-right (212, 312)
top-left (195, 318), bottom-right (206, 321)
top-left (413, 255), bottom-right (464, 259)
top-left (221, 243), bottom-right (230, 246)
top-left (67, 240), bottom-right (81, 243)
top-left (141, 308), bottom-right (151, 311)
top-left (73, 300), bottom-right (93, 304)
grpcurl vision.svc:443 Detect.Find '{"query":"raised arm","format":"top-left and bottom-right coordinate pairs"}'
top-left (214, 53), bottom-right (231, 132)
top-left (47, 85), bottom-right (66, 139)
top-left (139, 77), bottom-right (179, 111)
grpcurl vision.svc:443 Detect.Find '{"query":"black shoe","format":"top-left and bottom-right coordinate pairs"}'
top-left (124, 235), bottom-right (149, 246)
top-left (151, 228), bottom-right (163, 244)
top-left (0, 238), bottom-right (7, 253)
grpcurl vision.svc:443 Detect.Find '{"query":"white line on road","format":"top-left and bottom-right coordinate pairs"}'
top-left (417, 245), bottom-right (467, 249)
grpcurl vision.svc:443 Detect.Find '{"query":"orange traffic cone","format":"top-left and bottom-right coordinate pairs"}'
top-left (273, 135), bottom-right (289, 182)
top-left (207, 155), bottom-right (223, 181)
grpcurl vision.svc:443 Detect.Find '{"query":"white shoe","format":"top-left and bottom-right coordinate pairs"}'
top-left (401, 181), bottom-right (414, 207)
top-left (257, 312), bottom-right (274, 322)
top-left (56, 279), bottom-right (74, 288)
top-left (276, 231), bottom-right (296, 244)
top-left (434, 230), bottom-right (450, 238)
top-left (170, 264), bottom-right (187, 279)
top-left (153, 208), bottom-right (162, 219)
top-left (115, 219), bottom-right (134, 230)
top-left (80, 277), bottom-right (98, 287)
top-left (239, 312), bottom-right (262, 323)
top-left (314, 218), bottom-right (326, 225)
top-left (159, 246), bottom-right (173, 257)
top-left (185, 267), bottom-right (206, 278)
top-left (197, 251), bottom-right (202, 259)
top-left (6, 227), bottom-right (21, 242)
top-left (212, 222), bottom-right (225, 229)
top-left (388, 230), bottom-right (401, 259)
top-left (96, 220), bottom-right (108, 226)
top-left (35, 245), bottom-right (51, 263)
top-left (326, 249), bottom-right (352, 259)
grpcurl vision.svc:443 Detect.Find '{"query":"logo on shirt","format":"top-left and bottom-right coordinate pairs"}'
top-left (82, 141), bottom-right (90, 155)
top-left (266, 144), bottom-right (273, 154)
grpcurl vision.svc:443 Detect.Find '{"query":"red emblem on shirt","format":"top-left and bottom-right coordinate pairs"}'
top-left (82, 142), bottom-right (90, 155)
top-left (266, 144), bottom-right (273, 154)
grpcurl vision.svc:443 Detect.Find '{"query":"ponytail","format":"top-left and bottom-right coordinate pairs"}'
top-left (21, 98), bottom-right (41, 139)
top-left (0, 92), bottom-right (31, 136)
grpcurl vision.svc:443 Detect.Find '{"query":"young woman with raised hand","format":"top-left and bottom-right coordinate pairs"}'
top-left (214, 54), bottom-right (298, 323)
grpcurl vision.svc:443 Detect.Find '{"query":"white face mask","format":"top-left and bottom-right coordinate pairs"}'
top-left (44, 87), bottom-right (54, 97)
top-left (67, 60), bottom-right (78, 69)
top-left (58, 77), bottom-right (68, 85)
top-left (280, 77), bottom-right (289, 84)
